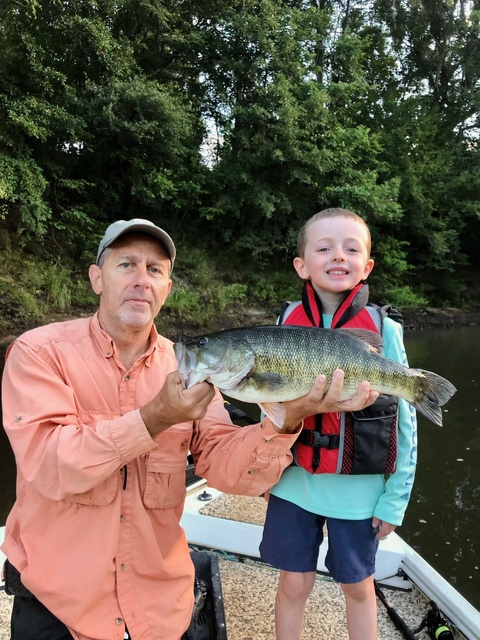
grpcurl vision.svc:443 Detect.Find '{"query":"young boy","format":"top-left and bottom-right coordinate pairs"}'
top-left (259, 208), bottom-right (417, 640)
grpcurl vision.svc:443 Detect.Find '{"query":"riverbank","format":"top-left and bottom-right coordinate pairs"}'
top-left (1, 304), bottom-right (480, 348)
top-left (401, 307), bottom-right (480, 331)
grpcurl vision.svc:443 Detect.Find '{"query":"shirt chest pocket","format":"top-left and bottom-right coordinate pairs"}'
top-left (65, 473), bottom-right (119, 506)
top-left (143, 426), bottom-right (192, 509)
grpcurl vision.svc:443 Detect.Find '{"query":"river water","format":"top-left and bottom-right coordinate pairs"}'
top-left (400, 326), bottom-right (480, 611)
top-left (0, 326), bottom-right (479, 611)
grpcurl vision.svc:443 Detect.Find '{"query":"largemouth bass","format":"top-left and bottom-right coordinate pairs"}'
top-left (174, 325), bottom-right (457, 427)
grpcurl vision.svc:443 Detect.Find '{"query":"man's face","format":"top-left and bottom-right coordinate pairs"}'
top-left (89, 233), bottom-right (172, 333)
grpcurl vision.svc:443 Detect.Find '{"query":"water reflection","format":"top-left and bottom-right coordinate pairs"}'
top-left (0, 326), bottom-right (479, 610)
top-left (401, 326), bottom-right (480, 611)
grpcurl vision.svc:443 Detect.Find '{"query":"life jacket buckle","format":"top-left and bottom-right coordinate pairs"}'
top-left (300, 431), bottom-right (340, 450)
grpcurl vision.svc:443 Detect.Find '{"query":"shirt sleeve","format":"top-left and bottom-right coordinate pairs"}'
top-left (373, 318), bottom-right (418, 525)
top-left (190, 389), bottom-right (301, 496)
top-left (2, 339), bottom-right (156, 500)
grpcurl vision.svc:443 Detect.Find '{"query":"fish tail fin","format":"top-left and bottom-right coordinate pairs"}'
top-left (412, 370), bottom-right (457, 426)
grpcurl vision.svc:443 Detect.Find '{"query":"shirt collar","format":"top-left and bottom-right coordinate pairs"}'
top-left (91, 312), bottom-right (158, 366)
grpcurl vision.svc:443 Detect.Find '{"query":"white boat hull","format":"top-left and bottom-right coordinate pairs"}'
top-left (180, 481), bottom-right (480, 640)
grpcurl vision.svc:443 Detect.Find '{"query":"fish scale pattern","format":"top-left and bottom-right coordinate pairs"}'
top-left (176, 325), bottom-right (457, 426)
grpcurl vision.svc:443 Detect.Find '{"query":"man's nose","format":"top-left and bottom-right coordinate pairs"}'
top-left (133, 266), bottom-right (151, 285)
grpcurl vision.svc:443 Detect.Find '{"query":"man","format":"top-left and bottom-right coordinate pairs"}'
top-left (1, 218), bottom-right (378, 640)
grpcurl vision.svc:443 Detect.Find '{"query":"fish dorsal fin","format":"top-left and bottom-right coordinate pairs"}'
top-left (336, 328), bottom-right (383, 353)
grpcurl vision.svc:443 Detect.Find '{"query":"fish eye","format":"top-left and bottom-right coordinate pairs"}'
top-left (197, 338), bottom-right (208, 348)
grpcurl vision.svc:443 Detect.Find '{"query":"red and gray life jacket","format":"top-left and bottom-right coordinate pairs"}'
top-left (279, 280), bottom-right (401, 475)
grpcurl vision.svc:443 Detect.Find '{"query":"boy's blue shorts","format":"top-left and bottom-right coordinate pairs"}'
top-left (259, 494), bottom-right (379, 584)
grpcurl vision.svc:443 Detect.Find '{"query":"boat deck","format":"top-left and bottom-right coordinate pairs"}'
top-left (0, 579), bottom-right (435, 640)
top-left (0, 575), bottom-right (436, 640)
top-left (191, 491), bottom-right (436, 640)
top-left (0, 490), bottom-right (469, 639)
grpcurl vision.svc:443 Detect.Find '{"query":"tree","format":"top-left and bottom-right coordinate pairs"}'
top-left (0, 0), bottom-right (206, 257)
top-left (0, 0), bottom-right (479, 308)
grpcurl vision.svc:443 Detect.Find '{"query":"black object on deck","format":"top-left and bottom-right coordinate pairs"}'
top-left (375, 581), bottom-right (418, 640)
top-left (189, 551), bottom-right (227, 640)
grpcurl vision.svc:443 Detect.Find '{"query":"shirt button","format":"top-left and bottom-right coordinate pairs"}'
top-left (124, 375), bottom-right (130, 381)
top-left (120, 514), bottom-right (125, 521)
top-left (265, 438), bottom-right (273, 444)
top-left (248, 469), bottom-right (256, 475)
top-left (120, 564), bottom-right (126, 571)
top-left (115, 618), bottom-right (123, 625)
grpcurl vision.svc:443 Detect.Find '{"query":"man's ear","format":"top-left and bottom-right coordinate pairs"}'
top-left (89, 264), bottom-right (102, 295)
top-left (159, 279), bottom-right (173, 307)
top-left (293, 257), bottom-right (310, 281)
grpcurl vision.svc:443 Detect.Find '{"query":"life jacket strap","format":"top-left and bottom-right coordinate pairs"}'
top-left (297, 430), bottom-right (340, 450)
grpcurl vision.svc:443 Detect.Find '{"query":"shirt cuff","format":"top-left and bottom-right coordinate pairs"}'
top-left (262, 417), bottom-right (303, 438)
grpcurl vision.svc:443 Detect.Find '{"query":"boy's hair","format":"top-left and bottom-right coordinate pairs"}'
top-left (297, 207), bottom-right (371, 258)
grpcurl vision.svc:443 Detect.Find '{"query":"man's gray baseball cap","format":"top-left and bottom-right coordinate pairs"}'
top-left (96, 218), bottom-right (176, 266)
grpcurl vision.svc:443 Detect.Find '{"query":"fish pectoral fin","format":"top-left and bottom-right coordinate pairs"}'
top-left (259, 402), bottom-right (286, 430)
top-left (248, 372), bottom-right (291, 393)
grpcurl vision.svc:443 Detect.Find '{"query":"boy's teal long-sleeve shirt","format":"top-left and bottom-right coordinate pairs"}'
top-left (270, 315), bottom-right (418, 526)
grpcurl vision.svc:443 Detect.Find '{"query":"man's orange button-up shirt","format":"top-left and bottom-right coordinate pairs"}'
top-left (2, 314), bottom-right (298, 640)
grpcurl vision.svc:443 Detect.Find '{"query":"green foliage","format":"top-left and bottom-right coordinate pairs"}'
top-left (245, 269), bottom-right (300, 307)
top-left (163, 249), bottom-right (250, 329)
top-left (0, 236), bottom-right (96, 331)
top-left (0, 154), bottom-right (51, 239)
top-left (377, 285), bottom-right (429, 311)
top-left (0, 0), bottom-right (478, 320)
top-left (0, 279), bottom-right (44, 324)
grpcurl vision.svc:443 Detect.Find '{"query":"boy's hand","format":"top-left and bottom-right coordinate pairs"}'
top-left (372, 517), bottom-right (396, 539)
top-left (279, 369), bottom-right (379, 433)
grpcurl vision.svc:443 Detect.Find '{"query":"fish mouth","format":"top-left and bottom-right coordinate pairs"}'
top-left (174, 342), bottom-right (194, 387)
top-left (174, 342), bottom-right (214, 388)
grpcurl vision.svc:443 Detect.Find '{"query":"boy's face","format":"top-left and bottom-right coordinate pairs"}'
top-left (293, 217), bottom-right (374, 295)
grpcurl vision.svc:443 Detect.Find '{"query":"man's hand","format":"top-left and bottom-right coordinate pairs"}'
top-left (279, 369), bottom-right (379, 433)
top-left (141, 371), bottom-right (215, 439)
